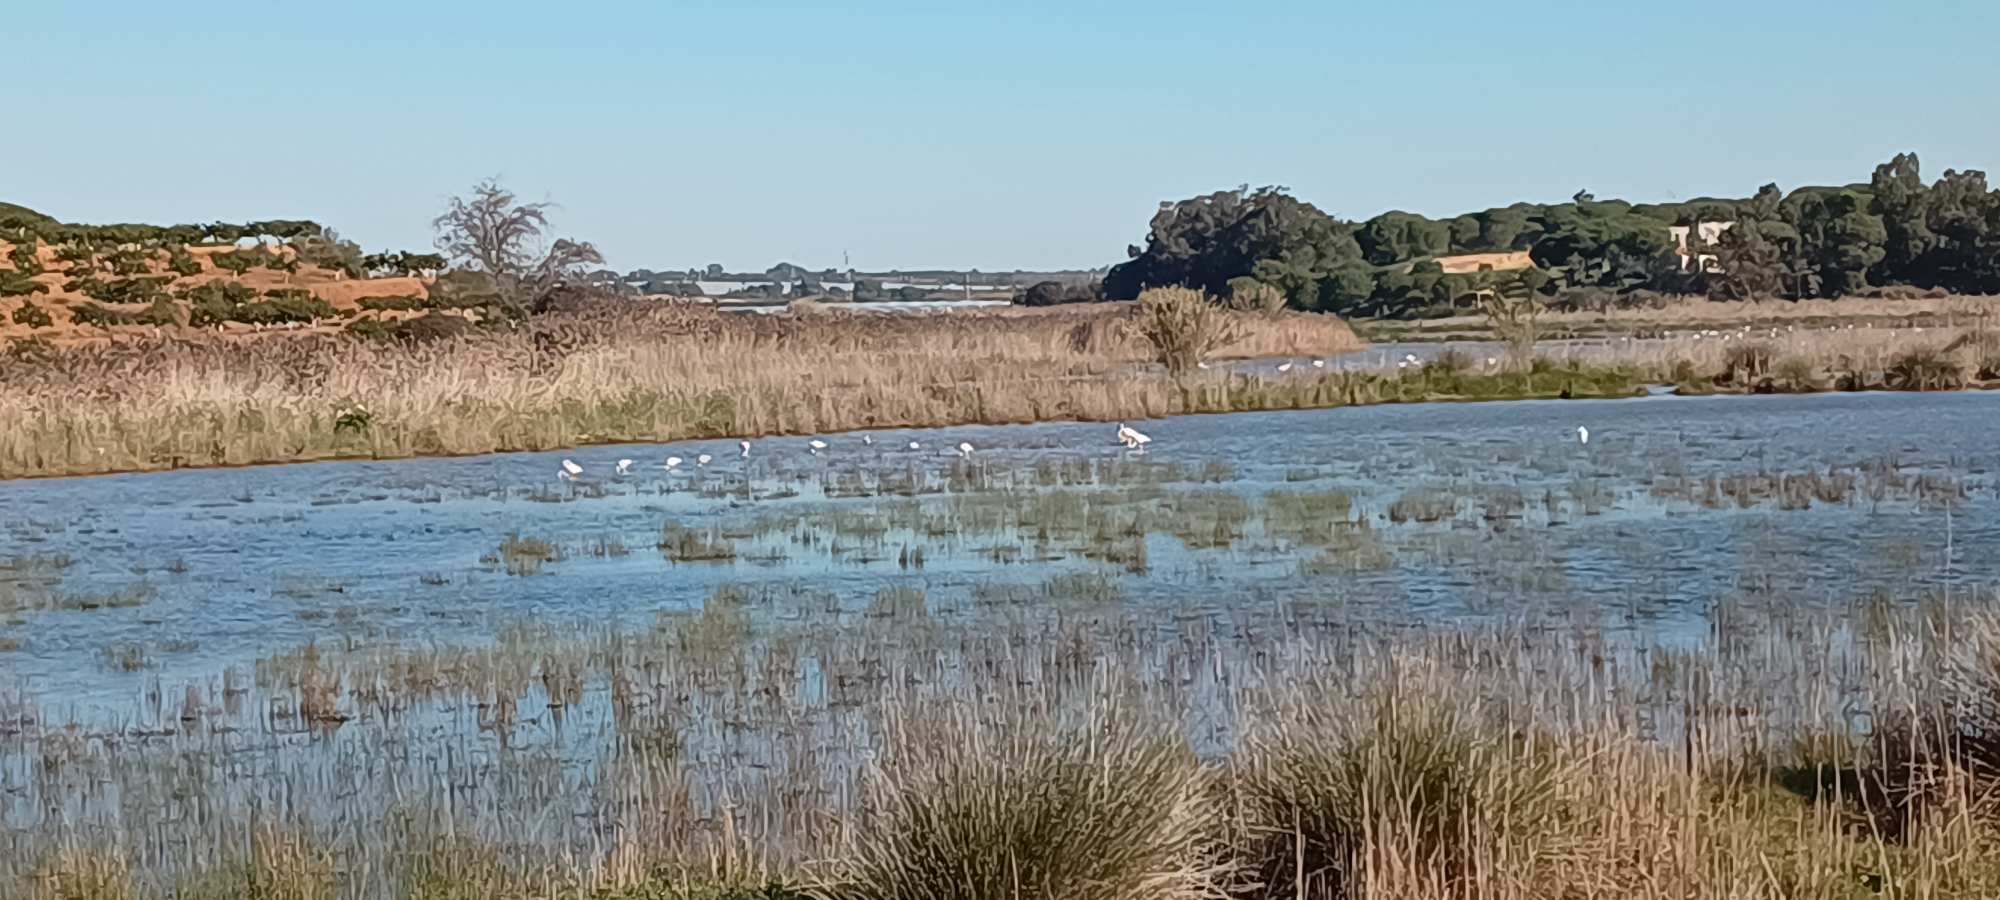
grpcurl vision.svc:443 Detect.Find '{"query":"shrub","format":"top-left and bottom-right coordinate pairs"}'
top-left (1773, 355), bottom-right (1819, 392)
top-left (72, 298), bottom-right (181, 328)
top-left (107, 247), bottom-right (154, 276)
top-left (73, 275), bottom-right (168, 305)
top-left (165, 245), bottom-right (202, 277)
top-left (1019, 280), bottom-right (1103, 307)
top-left (69, 302), bottom-right (139, 327)
top-left (7, 239), bottom-right (41, 275)
top-left (135, 296), bottom-right (184, 327)
top-left (1884, 346), bottom-right (1968, 391)
top-left (11, 300), bottom-right (52, 329)
top-left (1136, 286), bottom-right (1241, 375)
top-left (347, 311), bottom-right (475, 344)
top-left (1720, 342), bottom-right (1774, 383)
top-left (1236, 686), bottom-right (1564, 899)
top-left (179, 280), bottom-right (258, 327)
top-left (815, 709), bottom-right (1222, 900)
top-left (0, 270), bottom-right (47, 297)
top-left (53, 242), bottom-right (96, 266)
top-left (212, 247), bottom-right (268, 276)
top-left (356, 295), bottom-right (431, 312)
top-left (237, 290), bottom-right (336, 324)
top-left (1226, 277), bottom-right (1287, 314)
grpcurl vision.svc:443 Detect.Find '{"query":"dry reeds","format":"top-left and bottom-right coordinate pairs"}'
top-left (0, 302), bottom-right (1360, 478)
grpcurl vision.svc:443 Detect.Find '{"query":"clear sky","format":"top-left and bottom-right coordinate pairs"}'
top-left (8, 1), bottom-right (1997, 272)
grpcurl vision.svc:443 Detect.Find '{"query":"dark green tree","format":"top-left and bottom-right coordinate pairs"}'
top-left (1103, 186), bottom-right (1361, 307)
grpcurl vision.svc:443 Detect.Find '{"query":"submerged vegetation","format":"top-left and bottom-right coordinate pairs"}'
top-left (10, 578), bottom-right (2000, 898)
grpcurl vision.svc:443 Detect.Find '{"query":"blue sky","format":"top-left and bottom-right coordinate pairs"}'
top-left (8, 1), bottom-right (1997, 271)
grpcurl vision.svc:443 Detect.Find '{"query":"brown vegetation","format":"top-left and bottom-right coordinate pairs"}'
top-left (0, 301), bottom-right (1362, 478)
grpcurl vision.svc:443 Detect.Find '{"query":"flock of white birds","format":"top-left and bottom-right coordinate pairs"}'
top-left (553, 419), bottom-right (1590, 481)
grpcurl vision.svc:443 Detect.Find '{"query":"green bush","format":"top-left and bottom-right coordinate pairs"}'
top-left (234, 290), bottom-right (336, 324)
top-left (72, 275), bottom-right (168, 305)
top-left (71, 298), bottom-right (181, 328)
top-left (10, 300), bottom-right (52, 329)
top-left (107, 248), bottom-right (154, 276)
top-left (7, 239), bottom-right (41, 275)
top-left (178, 280), bottom-right (260, 327)
top-left (0, 270), bottom-right (47, 297)
top-left (53, 242), bottom-right (96, 266)
top-left (357, 295), bottom-right (429, 311)
top-left (212, 247), bottom-right (270, 276)
top-left (68, 302), bottom-right (139, 327)
top-left (166, 246), bottom-right (202, 277)
top-left (347, 312), bottom-right (475, 343)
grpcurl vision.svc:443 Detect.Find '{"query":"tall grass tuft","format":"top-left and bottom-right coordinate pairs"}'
top-left (1884, 345), bottom-right (1969, 391)
top-left (816, 705), bottom-right (1226, 900)
top-left (1234, 679), bottom-right (1564, 900)
top-left (1137, 287), bottom-right (1242, 375)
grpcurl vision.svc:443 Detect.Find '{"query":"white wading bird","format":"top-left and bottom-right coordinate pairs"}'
top-left (559, 459), bottom-right (583, 480)
top-left (1115, 423), bottom-right (1151, 449)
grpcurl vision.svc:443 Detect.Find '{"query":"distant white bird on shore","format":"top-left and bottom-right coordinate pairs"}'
top-left (1576, 426), bottom-right (1590, 445)
top-left (1196, 361), bottom-right (1211, 370)
top-left (559, 459), bottom-right (582, 480)
top-left (808, 439), bottom-right (828, 455)
top-left (1276, 362), bottom-right (1294, 373)
top-left (908, 440), bottom-right (922, 450)
top-left (862, 435), bottom-right (874, 445)
top-left (614, 459), bottom-right (633, 475)
top-left (1116, 423), bottom-right (1152, 450)
top-left (663, 456), bottom-right (683, 470)
top-left (738, 440), bottom-right (751, 459)
top-left (957, 441), bottom-right (975, 458)
top-left (1312, 359), bottom-right (1326, 368)
top-left (696, 454), bottom-right (713, 467)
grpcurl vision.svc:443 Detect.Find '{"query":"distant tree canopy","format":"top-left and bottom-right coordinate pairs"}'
top-left (1104, 187), bottom-right (1363, 310)
top-left (1103, 153), bottom-right (2000, 317)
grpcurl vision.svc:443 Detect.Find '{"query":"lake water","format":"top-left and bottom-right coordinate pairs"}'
top-left (3, 389), bottom-right (1995, 717)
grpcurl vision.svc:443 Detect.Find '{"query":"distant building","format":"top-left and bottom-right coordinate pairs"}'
top-left (1668, 222), bottom-right (1734, 272)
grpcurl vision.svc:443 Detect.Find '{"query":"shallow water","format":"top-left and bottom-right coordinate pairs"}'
top-left (1, 390), bottom-right (1996, 715)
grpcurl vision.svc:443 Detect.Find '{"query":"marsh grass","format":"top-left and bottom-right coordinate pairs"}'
top-left (488, 533), bottom-right (561, 576)
top-left (11, 583), bottom-right (2000, 897)
top-left (816, 708), bottom-right (1226, 900)
top-left (0, 303), bottom-right (1361, 479)
top-left (660, 524), bottom-right (738, 562)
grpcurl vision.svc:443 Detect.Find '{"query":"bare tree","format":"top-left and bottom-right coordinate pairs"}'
top-left (432, 178), bottom-right (603, 315)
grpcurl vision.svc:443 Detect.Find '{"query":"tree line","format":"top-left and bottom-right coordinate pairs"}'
top-left (1102, 153), bottom-right (2000, 316)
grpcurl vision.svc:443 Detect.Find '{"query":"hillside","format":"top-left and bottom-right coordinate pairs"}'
top-left (0, 211), bottom-right (448, 344)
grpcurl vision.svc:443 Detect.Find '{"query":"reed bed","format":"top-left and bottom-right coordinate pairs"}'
top-left (0, 303), bottom-right (1361, 479)
top-left (7, 296), bottom-right (1998, 480)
